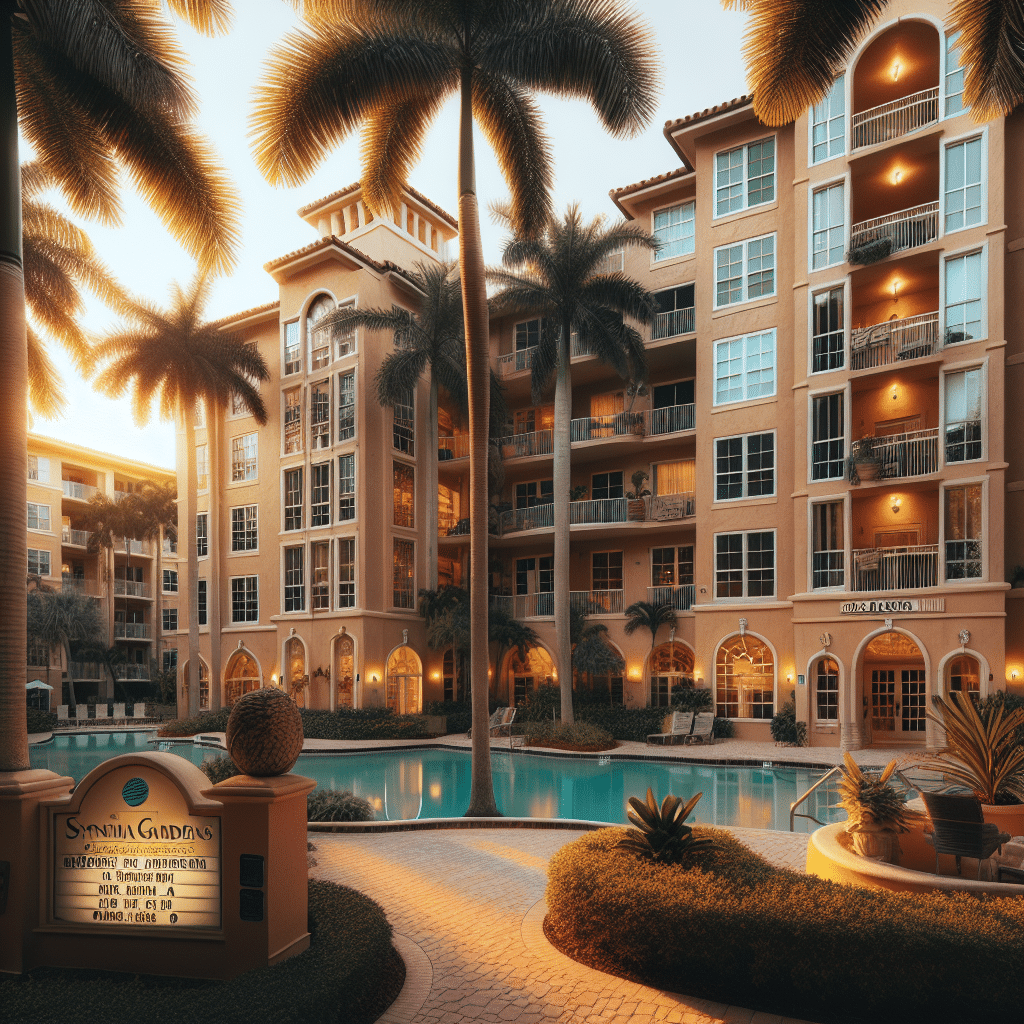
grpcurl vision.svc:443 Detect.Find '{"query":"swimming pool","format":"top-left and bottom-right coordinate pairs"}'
top-left (29, 732), bottom-right (846, 833)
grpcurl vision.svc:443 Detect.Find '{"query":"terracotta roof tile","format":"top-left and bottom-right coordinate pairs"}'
top-left (663, 94), bottom-right (754, 134)
top-left (297, 182), bottom-right (457, 230)
top-left (209, 300), bottom-right (279, 330)
top-left (609, 165), bottom-right (692, 199)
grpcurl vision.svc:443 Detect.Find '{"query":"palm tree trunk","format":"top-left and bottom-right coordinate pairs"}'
top-left (207, 402), bottom-right (222, 711)
top-left (554, 320), bottom-right (573, 724)
top-left (153, 525), bottom-right (163, 687)
top-left (458, 62), bottom-right (499, 817)
top-left (0, 12), bottom-right (29, 772)
top-left (184, 404), bottom-right (201, 717)
top-left (62, 640), bottom-right (78, 713)
top-left (427, 374), bottom-right (439, 590)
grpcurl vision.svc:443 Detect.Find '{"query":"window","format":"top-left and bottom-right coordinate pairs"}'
top-left (196, 513), bottom-right (208, 557)
top-left (649, 643), bottom-right (694, 707)
top-left (815, 657), bottom-right (839, 720)
top-left (944, 251), bottom-right (983, 343)
top-left (284, 319), bottom-right (300, 375)
top-left (162, 607), bottom-right (178, 631)
top-left (716, 634), bottom-right (774, 719)
top-left (27, 503), bottom-right (50, 531)
top-left (811, 393), bottom-right (845, 480)
top-left (284, 546), bottom-right (305, 611)
top-left (948, 654), bottom-right (981, 697)
top-left (231, 576), bottom-right (259, 622)
top-left (163, 569), bottom-right (178, 593)
top-left (944, 137), bottom-right (982, 233)
top-left (652, 460), bottom-right (695, 499)
top-left (231, 433), bottom-right (258, 482)
top-left (715, 234), bottom-right (775, 307)
top-left (309, 380), bottom-right (330, 449)
top-left (715, 138), bottom-right (775, 216)
top-left (715, 531), bottom-right (775, 598)
top-left (514, 480), bottom-right (553, 508)
top-left (338, 454), bottom-right (355, 521)
top-left (945, 484), bottom-right (982, 580)
top-left (230, 372), bottom-right (259, 417)
top-left (334, 300), bottom-right (357, 358)
top-left (653, 284), bottom-right (695, 339)
top-left (945, 368), bottom-right (983, 463)
top-left (196, 444), bottom-right (208, 490)
top-left (812, 288), bottom-right (844, 372)
top-left (515, 317), bottom-right (545, 354)
top-left (307, 294), bottom-right (334, 370)
top-left (592, 471), bottom-right (624, 501)
top-left (812, 502), bottom-right (844, 590)
top-left (197, 579), bottom-right (207, 626)
top-left (393, 462), bottom-right (414, 528)
top-left (284, 468), bottom-right (303, 531)
top-left (163, 649), bottom-right (178, 673)
top-left (231, 505), bottom-right (258, 551)
top-left (28, 548), bottom-right (50, 577)
top-left (284, 388), bottom-right (302, 453)
top-left (393, 388), bottom-right (414, 455)
top-left (653, 201), bottom-right (695, 261)
top-left (945, 32), bottom-right (965, 116)
top-left (714, 329), bottom-right (776, 405)
top-left (812, 183), bottom-right (845, 270)
top-left (338, 369), bottom-right (355, 441)
top-left (715, 432), bottom-right (774, 500)
top-left (651, 546), bottom-right (694, 587)
top-left (811, 76), bottom-right (845, 163)
top-left (306, 463), bottom-right (330, 527)
top-left (338, 537), bottom-right (355, 608)
top-left (311, 540), bottom-right (330, 610)
top-left (592, 551), bottom-right (623, 592)
top-left (27, 455), bottom-right (49, 483)
top-left (393, 539), bottom-right (414, 608)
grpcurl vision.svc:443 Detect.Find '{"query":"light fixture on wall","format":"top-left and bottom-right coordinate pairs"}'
top-left (890, 495), bottom-right (902, 514)
top-left (892, 279), bottom-right (900, 300)
top-left (893, 168), bottom-right (902, 185)
top-left (271, 673), bottom-right (278, 688)
top-left (1012, 670), bottom-right (1019, 680)
top-left (371, 674), bottom-right (379, 685)
top-left (892, 384), bottom-right (899, 401)
top-left (892, 60), bottom-right (901, 82)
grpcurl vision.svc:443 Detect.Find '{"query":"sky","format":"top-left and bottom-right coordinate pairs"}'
top-left (28, 0), bottom-right (751, 470)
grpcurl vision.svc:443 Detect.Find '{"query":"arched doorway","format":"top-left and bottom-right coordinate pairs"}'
top-left (182, 659), bottom-right (209, 711)
top-left (285, 636), bottom-right (307, 707)
top-left (224, 650), bottom-right (261, 705)
top-left (648, 641), bottom-right (695, 707)
top-left (947, 653), bottom-right (981, 700)
top-left (715, 635), bottom-right (775, 721)
top-left (334, 633), bottom-right (355, 709)
top-left (386, 645), bottom-right (422, 714)
top-left (862, 631), bottom-right (927, 743)
top-left (505, 646), bottom-right (554, 706)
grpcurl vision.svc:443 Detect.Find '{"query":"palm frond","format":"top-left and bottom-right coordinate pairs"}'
top-left (950, 0), bottom-right (1024, 120)
top-left (161, 0), bottom-right (234, 36)
top-left (26, 327), bottom-right (67, 420)
top-left (375, 347), bottom-right (430, 407)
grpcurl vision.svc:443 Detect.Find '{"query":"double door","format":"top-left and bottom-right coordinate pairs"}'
top-left (869, 668), bottom-right (927, 739)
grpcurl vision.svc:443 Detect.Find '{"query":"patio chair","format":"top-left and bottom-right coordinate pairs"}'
top-left (112, 702), bottom-right (126, 723)
top-left (686, 712), bottom-right (716, 746)
top-left (922, 791), bottom-right (1010, 879)
top-left (94, 704), bottom-right (110, 721)
top-left (75, 705), bottom-right (90, 723)
top-left (646, 711), bottom-right (693, 745)
top-left (467, 707), bottom-right (507, 738)
top-left (491, 707), bottom-right (517, 738)
top-left (131, 703), bottom-right (148, 721)
top-left (56, 705), bottom-right (69, 724)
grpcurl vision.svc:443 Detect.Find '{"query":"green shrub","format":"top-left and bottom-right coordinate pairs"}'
top-left (27, 708), bottom-right (57, 733)
top-left (307, 789), bottom-right (375, 822)
top-left (669, 688), bottom-right (712, 713)
top-left (515, 684), bottom-right (562, 722)
top-left (576, 704), bottom-right (665, 741)
top-left (711, 716), bottom-right (734, 739)
top-left (524, 720), bottom-right (615, 751)
top-left (978, 690), bottom-right (1024, 748)
top-left (425, 698), bottom-right (498, 735)
top-left (770, 694), bottom-right (806, 746)
top-left (299, 707), bottom-right (424, 741)
top-left (547, 828), bottom-right (1024, 1023)
top-left (158, 707), bottom-right (231, 737)
top-left (199, 755), bottom-right (241, 784)
top-left (617, 789), bottom-right (715, 865)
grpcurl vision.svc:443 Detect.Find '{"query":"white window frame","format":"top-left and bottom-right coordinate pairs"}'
top-left (338, 536), bottom-right (356, 609)
top-left (310, 378), bottom-right (331, 450)
top-left (197, 579), bottom-right (207, 626)
top-left (807, 494), bottom-right (848, 593)
top-left (230, 432), bottom-right (258, 483)
top-left (196, 444), bottom-right (208, 490)
top-left (338, 452), bottom-right (356, 522)
top-left (283, 546), bottom-right (305, 613)
top-left (713, 530), bottom-right (777, 601)
top-left (941, 244), bottom-right (986, 346)
top-left (392, 539), bottom-right (415, 610)
top-left (393, 460), bottom-right (415, 529)
top-left (713, 329), bottom-right (777, 406)
top-left (808, 386), bottom-right (848, 483)
top-left (809, 280), bottom-right (848, 375)
top-left (283, 319), bottom-right (301, 376)
top-left (944, 31), bottom-right (966, 118)
top-left (713, 430), bottom-right (776, 502)
top-left (809, 75), bottom-right (845, 165)
top-left (230, 575), bottom-right (259, 623)
top-left (27, 502), bottom-right (50, 532)
top-left (714, 137), bottom-right (776, 218)
top-left (162, 606), bottom-right (179, 632)
top-left (28, 548), bottom-right (51, 577)
top-left (283, 387), bottom-right (303, 455)
top-left (940, 478), bottom-right (986, 584)
top-left (941, 361), bottom-right (986, 466)
top-left (810, 180), bottom-right (846, 271)
top-left (196, 512), bottom-right (208, 558)
top-left (27, 455), bottom-right (50, 483)
top-left (652, 200), bottom-right (695, 262)
top-left (283, 466), bottom-right (303, 531)
top-left (714, 233), bottom-right (777, 308)
top-left (813, 656), bottom-right (841, 722)
top-left (338, 368), bottom-right (355, 442)
top-left (230, 504), bottom-right (258, 552)
top-left (163, 568), bottom-right (179, 594)
top-left (311, 461), bottom-right (332, 528)
top-left (941, 130), bottom-right (986, 235)
top-left (306, 293), bottom-right (336, 372)
top-left (163, 649), bottom-right (178, 672)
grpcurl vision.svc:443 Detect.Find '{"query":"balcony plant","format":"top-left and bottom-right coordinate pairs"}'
top-left (626, 469), bottom-right (651, 521)
top-left (837, 752), bottom-right (921, 864)
top-left (846, 235), bottom-right (893, 266)
top-left (851, 435), bottom-right (881, 482)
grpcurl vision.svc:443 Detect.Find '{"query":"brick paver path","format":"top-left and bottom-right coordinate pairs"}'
top-left (312, 827), bottom-right (819, 1024)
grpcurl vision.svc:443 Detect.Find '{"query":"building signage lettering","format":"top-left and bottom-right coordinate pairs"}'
top-left (840, 599), bottom-right (918, 614)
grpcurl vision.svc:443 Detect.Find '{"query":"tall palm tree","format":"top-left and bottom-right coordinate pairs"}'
top-left (1, 2), bottom-right (239, 773)
top-left (573, 621), bottom-right (625, 701)
top-left (489, 205), bottom-right (658, 725)
top-left (250, 0), bottom-right (657, 816)
top-left (135, 480), bottom-right (178, 685)
top-left (488, 607), bottom-right (540, 706)
top-left (624, 599), bottom-right (678, 661)
top-left (92, 273), bottom-right (268, 717)
top-left (725, 0), bottom-right (1024, 126)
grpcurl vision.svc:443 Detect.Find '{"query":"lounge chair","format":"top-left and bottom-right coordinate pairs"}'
top-left (922, 791), bottom-right (1010, 879)
top-left (112, 702), bottom-right (126, 723)
top-left (646, 711), bottom-right (693, 746)
top-left (94, 704), bottom-right (110, 721)
top-left (75, 705), bottom-right (89, 723)
top-left (686, 712), bottom-right (716, 745)
top-left (467, 707), bottom-right (507, 738)
top-left (131, 703), bottom-right (148, 721)
top-left (56, 705), bottom-right (69, 724)
top-left (491, 706), bottom-right (516, 738)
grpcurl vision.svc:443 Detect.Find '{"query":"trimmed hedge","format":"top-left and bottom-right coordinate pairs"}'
top-left (27, 708), bottom-right (56, 733)
top-left (158, 707), bottom-right (231, 736)
top-left (159, 706), bottom-right (426, 741)
top-left (425, 698), bottom-right (499, 735)
top-left (0, 880), bottom-right (400, 1023)
top-left (524, 720), bottom-right (616, 752)
top-left (546, 828), bottom-right (1024, 1023)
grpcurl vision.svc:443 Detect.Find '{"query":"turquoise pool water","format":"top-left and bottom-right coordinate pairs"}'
top-left (29, 732), bottom-right (845, 832)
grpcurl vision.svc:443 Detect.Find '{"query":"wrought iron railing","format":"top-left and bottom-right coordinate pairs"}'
top-left (438, 434), bottom-right (470, 460)
top-left (647, 584), bottom-right (695, 610)
top-left (495, 430), bottom-right (553, 458)
top-left (850, 311), bottom-right (939, 370)
top-left (849, 202), bottom-right (938, 257)
top-left (851, 87), bottom-right (939, 149)
top-left (651, 307), bottom-right (695, 340)
top-left (874, 428), bottom-right (940, 479)
top-left (852, 544), bottom-right (938, 592)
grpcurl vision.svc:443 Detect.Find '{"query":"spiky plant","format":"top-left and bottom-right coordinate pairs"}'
top-left (617, 788), bottom-right (715, 865)
top-left (837, 753), bottom-right (921, 834)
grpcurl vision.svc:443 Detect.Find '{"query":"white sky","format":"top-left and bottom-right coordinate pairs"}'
top-left (28, 0), bottom-right (750, 470)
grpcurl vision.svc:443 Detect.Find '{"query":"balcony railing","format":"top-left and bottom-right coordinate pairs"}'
top-left (851, 87), bottom-right (939, 149)
top-left (114, 664), bottom-right (150, 681)
top-left (61, 527), bottom-right (91, 547)
top-left (438, 513), bottom-right (469, 537)
top-left (496, 430), bottom-right (553, 458)
top-left (499, 504), bottom-right (554, 534)
top-left (647, 584), bottom-right (695, 611)
top-left (651, 307), bottom-right (695, 341)
top-left (648, 404), bottom-right (695, 436)
top-left (570, 497), bottom-right (628, 525)
top-left (496, 347), bottom-right (536, 377)
top-left (849, 201), bottom-right (938, 258)
top-left (569, 332), bottom-right (594, 359)
top-left (852, 544), bottom-right (938, 592)
top-left (62, 480), bottom-right (98, 501)
top-left (875, 428), bottom-right (940, 479)
top-left (850, 311), bottom-right (939, 370)
top-left (116, 538), bottom-right (151, 556)
top-left (114, 579), bottom-right (152, 599)
top-left (114, 622), bottom-right (151, 639)
top-left (571, 589), bottom-right (624, 614)
top-left (162, 537), bottom-right (178, 555)
top-left (69, 661), bottom-right (105, 679)
top-left (571, 411), bottom-right (646, 442)
top-left (61, 575), bottom-right (103, 597)
top-left (438, 435), bottom-right (470, 460)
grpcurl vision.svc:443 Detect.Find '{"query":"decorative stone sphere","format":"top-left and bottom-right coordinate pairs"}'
top-left (225, 688), bottom-right (304, 777)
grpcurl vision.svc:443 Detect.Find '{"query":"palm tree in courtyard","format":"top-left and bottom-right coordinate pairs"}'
top-left (135, 481), bottom-right (178, 679)
top-left (1, 2), bottom-right (239, 772)
top-left (725, 0), bottom-right (1024, 126)
top-left (489, 205), bottom-right (659, 725)
top-left (488, 607), bottom-right (540, 706)
top-left (92, 274), bottom-right (268, 717)
top-left (250, 0), bottom-right (657, 815)
top-left (624, 599), bottom-right (678, 666)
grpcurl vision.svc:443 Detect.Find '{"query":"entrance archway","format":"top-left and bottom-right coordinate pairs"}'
top-left (715, 634), bottom-right (775, 721)
top-left (505, 646), bottom-right (554, 706)
top-left (386, 645), bottom-right (422, 714)
top-left (285, 636), bottom-right (307, 707)
top-left (224, 650), bottom-right (261, 705)
top-left (861, 631), bottom-right (928, 743)
top-left (648, 641), bottom-right (694, 707)
top-left (334, 633), bottom-right (355, 709)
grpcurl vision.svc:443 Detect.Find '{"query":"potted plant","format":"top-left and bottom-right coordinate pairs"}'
top-left (837, 752), bottom-right (921, 864)
top-left (851, 435), bottom-right (881, 482)
top-left (569, 484), bottom-right (589, 502)
top-left (625, 469), bottom-right (650, 521)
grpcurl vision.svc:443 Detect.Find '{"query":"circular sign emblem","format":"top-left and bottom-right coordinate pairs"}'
top-left (122, 777), bottom-right (149, 807)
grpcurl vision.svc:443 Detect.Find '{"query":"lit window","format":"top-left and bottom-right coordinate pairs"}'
top-left (945, 32), bottom-right (965, 117)
top-left (653, 201), bottom-right (695, 261)
top-left (715, 138), bottom-right (775, 216)
top-left (393, 540), bottom-right (414, 608)
top-left (651, 546), bottom-right (694, 588)
top-left (393, 389), bottom-right (414, 455)
top-left (284, 388), bottom-right (302, 454)
top-left (312, 540), bottom-right (330, 610)
top-left (812, 502), bottom-right (844, 590)
top-left (196, 513), bottom-right (208, 557)
top-left (338, 454), bottom-right (355, 521)
top-left (196, 444), bottom-right (208, 490)
top-left (27, 455), bottom-right (49, 483)
top-left (945, 484), bottom-right (982, 580)
top-left (284, 547), bottom-right (305, 612)
top-left (163, 569), bottom-right (178, 593)
top-left (311, 463), bottom-right (331, 527)
top-left (393, 462), bottom-right (414, 528)
top-left (284, 320), bottom-right (300, 375)
top-left (28, 548), bottom-right (50, 577)
top-left (284, 468), bottom-right (303, 531)
top-left (815, 657), bottom-right (839, 720)
top-left (307, 294), bottom-right (334, 370)
top-left (714, 329), bottom-right (776, 405)
top-left (230, 505), bottom-right (258, 551)
top-left (715, 234), bottom-right (776, 307)
top-left (944, 137), bottom-right (983, 233)
top-left (338, 537), bottom-right (356, 608)
top-left (162, 606), bottom-right (178, 631)
top-left (231, 433), bottom-right (258, 482)
top-left (27, 503), bottom-right (50, 531)
top-left (231, 576), bottom-right (259, 622)
top-left (944, 251), bottom-right (983, 344)
top-left (715, 531), bottom-right (775, 599)
top-left (811, 393), bottom-right (845, 480)
top-left (812, 288), bottom-right (844, 372)
top-left (945, 368), bottom-right (983, 463)
top-left (812, 183), bottom-right (845, 270)
top-left (811, 76), bottom-right (845, 163)
top-left (311, 379), bottom-right (330, 449)
top-left (338, 369), bottom-right (355, 441)
top-left (716, 634), bottom-right (774, 720)
top-left (715, 432), bottom-right (775, 500)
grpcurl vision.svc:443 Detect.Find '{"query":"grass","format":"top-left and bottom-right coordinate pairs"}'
top-left (546, 827), bottom-right (1024, 1024)
top-left (0, 880), bottom-right (401, 1024)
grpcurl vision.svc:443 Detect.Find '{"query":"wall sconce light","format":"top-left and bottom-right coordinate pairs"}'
top-left (787, 674), bottom-right (793, 684)
top-left (893, 168), bottom-right (902, 185)
top-left (371, 674), bottom-right (379, 685)
top-left (890, 495), bottom-right (902, 514)
top-left (891, 384), bottom-right (898, 401)
top-left (892, 60), bottom-right (901, 82)
top-left (1012, 670), bottom-right (1019, 680)
top-left (629, 666), bottom-right (641, 679)
top-left (431, 671), bottom-right (440, 681)
top-left (892, 279), bottom-right (900, 300)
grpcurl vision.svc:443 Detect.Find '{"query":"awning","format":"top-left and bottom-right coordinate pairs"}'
top-left (26, 679), bottom-right (53, 690)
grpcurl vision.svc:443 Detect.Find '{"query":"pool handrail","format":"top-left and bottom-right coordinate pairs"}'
top-left (790, 764), bottom-right (920, 831)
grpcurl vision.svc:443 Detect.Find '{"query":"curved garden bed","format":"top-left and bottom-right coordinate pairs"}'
top-left (546, 827), bottom-right (1024, 1023)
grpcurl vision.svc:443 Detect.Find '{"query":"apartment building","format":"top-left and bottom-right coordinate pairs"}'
top-left (26, 434), bottom-right (176, 702)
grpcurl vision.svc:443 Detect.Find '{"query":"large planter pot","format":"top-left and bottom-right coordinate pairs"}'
top-left (849, 826), bottom-right (901, 864)
top-left (982, 802), bottom-right (1024, 838)
top-left (854, 460), bottom-right (880, 482)
top-left (627, 499), bottom-right (646, 522)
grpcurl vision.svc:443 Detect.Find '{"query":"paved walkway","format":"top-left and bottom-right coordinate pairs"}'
top-left (311, 825), bottom-right (817, 1024)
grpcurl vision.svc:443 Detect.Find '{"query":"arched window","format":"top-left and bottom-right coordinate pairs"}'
top-left (386, 645), bottom-right (422, 714)
top-left (716, 635), bottom-right (774, 720)
top-left (814, 657), bottom-right (839, 721)
top-left (224, 651), bottom-right (260, 706)
top-left (306, 294), bottom-right (335, 370)
top-left (649, 642), bottom-right (694, 707)
top-left (334, 634), bottom-right (355, 708)
top-left (948, 654), bottom-right (980, 701)
top-left (286, 636), bottom-right (307, 706)
top-left (507, 647), bottom-right (554, 706)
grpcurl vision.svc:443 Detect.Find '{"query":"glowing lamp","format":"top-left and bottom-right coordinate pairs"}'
top-left (890, 495), bottom-right (902, 514)
top-left (892, 60), bottom-right (901, 82)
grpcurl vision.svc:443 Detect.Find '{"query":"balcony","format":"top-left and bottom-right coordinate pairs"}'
top-left (851, 87), bottom-right (939, 150)
top-left (488, 593), bottom-right (555, 619)
top-left (852, 545), bottom-right (938, 592)
top-left (61, 527), bottom-right (91, 547)
top-left (496, 430), bottom-right (553, 459)
top-left (114, 579), bottom-right (152, 599)
top-left (114, 622), bottom-right (151, 639)
top-left (647, 584), bottom-right (695, 611)
top-left (162, 537), bottom-right (178, 555)
top-left (571, 404), bottom-right (694, 443)
top-left (850, 312), bottom-right (939, 371)
top-left (849, 202), bottom-right (938, 260)
top-left (873, 429), bottom-right (940, 480)
top-left (114, 664), bottom-right (151, 681)
top-left (62, 480), bottom-right (98, 501)
top-left (496, 348), bottom-right (536, 378)
top-left (570, 589), bottom-right (624, 615)
top-left (68, 661), bottom-right (105, 680)
top-left (499, 504), bottom-right (554, 534)
top-left (648, 404), bottom-right (695, 436)
top-left (438, 435), bottom-right (470, 461)
top-left (651, 307), bottom-right (695, 341)
top-left (438, 512), bottom-right (469, 537)
top-left (116, 538), bottom-right (151, 556)
top-left (570, 497), bottom-right (628, 525)
top-left (61, 575), bottom-right (103, 597)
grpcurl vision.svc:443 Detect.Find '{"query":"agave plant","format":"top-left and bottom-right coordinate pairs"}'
top-left (924, 691), bottom-right (1024, 805)
top-left (837, 753), bottom-right (920, 835)
top-left (616, 788), bottom-right (715, 865)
